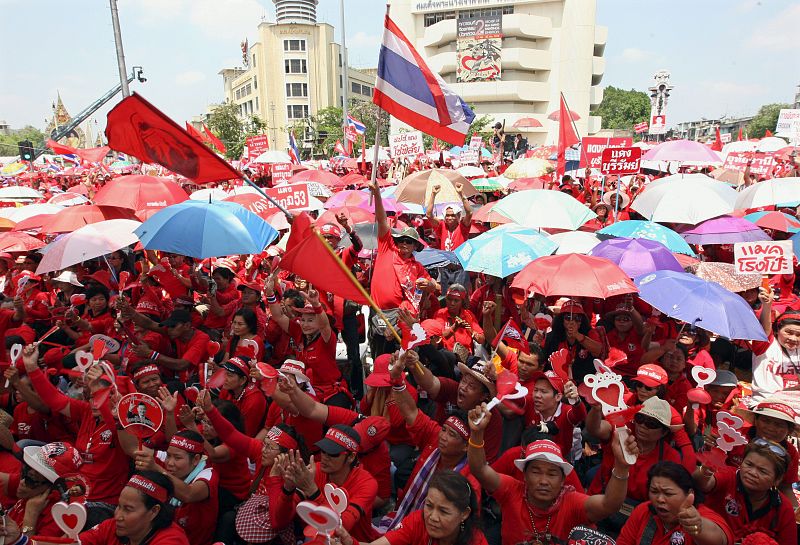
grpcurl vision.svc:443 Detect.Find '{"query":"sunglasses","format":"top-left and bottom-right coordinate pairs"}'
top-left (635, 382), bottom-right (658, 391)
top-left (396, 238), bottom-right (417, 246)
top-left (634, 414), bottom-right (665, 429)
top-left (22, 467), bottom-right (49, 488)
top-left (753, 438), bottom-right (788, 459)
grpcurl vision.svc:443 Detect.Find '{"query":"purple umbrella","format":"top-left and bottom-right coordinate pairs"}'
top-left (642, 139), bottom-right (722, 163)
top-left (678, 216), bottom-right (770, 245)
top-left (323, 190), bottom-right (369, 209)
top-left (361, 197), bottom-right (407, 214)
top-left (589, 237), bottom-right (684, 278)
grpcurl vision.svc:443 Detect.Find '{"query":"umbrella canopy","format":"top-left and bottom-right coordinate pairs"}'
top-left (709, 167), bottom-right (745, 187)
top-left (511, 253), bottom-right (638, 299)
top-left (492, 190), bottom-right (595, 230)
top-left (756, 136), bottom-right (788, 152)
top-left (287, 170), bottom-right (345, 188)
top-left (734, 178), bottom-right (800, 210)
top-left (678, 216), bottom-right (769, 244)
top-left (189, 188), bottom-right (228, 201)
top-left (455, 224), bottom-right (558, 278)
top-left (0, 186), bottom-right (44, 200)
top-left (11, 214), bottom-right (50, 233)
top-left (472, 201), bottom-right (513, 224)
top-left (0, 231), bottom-right (45, 252)
top-left (93, 175), bottom-right (189, 211)
top-left (0, 204), bottom-right (64, 223)
top-left (549, 231), bottom-right (602, 255)
top-left (512, 117), bottom-right (544, 128)
top-left (547, 110), bottom-right (580, 121)
top-left (35, 219), bottom-right (142, 275)
top-left (688, 262), bottom-right (761, 293)
top-left (634, 270), bottom-right (767, 341)
top-left (598, 220), bottom-right (695, 256)
top-left (502, 158), bottom-right (554, 180)
top-left (642, 139), bottom-right (723, 163)
top-left (744, 211), bottom-right (800, 233)
top-left (508, 176), bottom-right (549, 191)
top-left (631, 177), bottom-right (736, 224)
top-left (0, 218), bottom-right (15, 232)
top-left (589, 237), bottom-right (684, 278)
top-left (221, 194), bottom-right (281, 221)
top-left (325, 190), bottom-right (369, 209)
top-left (316, 206), bottom-right (375, 227)
top-left (455, 165), bottom-right (486, 178)
top-left (470, 178), bottom-right (503, 192)
top-left (39, 205), bottom-right (139, 234)
top-left (225, 186), bottom-right (263, 198)
top-left (415, 248), bottom-right (460, 268)
top-left (395, 169), bottom-right (476, 205)
top-left (134, 200), bottom-right (279, 259)
top-left (47, 192), bottom-right (89, 207)
top-left (253, 150), bottom-right (292, 164)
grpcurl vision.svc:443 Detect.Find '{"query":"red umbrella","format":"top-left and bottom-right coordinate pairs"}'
top-left (92, 175), bottom-right (189, 211)
top-left (472, 201), bottom-right (513, 224)
top-left (66, 185), bottom-right (89, 196)
top-left (547, 109), bottom-right (581, 122)
top-left (526, 146), bottom-right (557, 160)
top-left (0, 232), bottom-right (45, 252)
top-left (39, 205), bottom-right (139, 234)
top-left (12, 214), bottom-right (51, 232)
top-left (511, 254), bottom-right (638, 299)
top-left (288, 170), bottom-right (346, 188)
top-left (316, 206), bottom-right (375, 227)
top-left (508, 177), bottom-right (550, 191)
top-left (748, 211), bottom-right (800, 233)
top-left (512, 117), bottom-right (543, 129)
top-left (341, 172), bottom-right (367, 187)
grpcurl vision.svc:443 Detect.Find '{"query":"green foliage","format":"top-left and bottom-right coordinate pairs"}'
top-left (593, 86), bottom-right (650, 131)
top-left (746, 103), bottom-right (790, 139)
top-left (0, 126), bottom-right (46, 158)
top-left (305, 101), bottom-right (389, 158)
top-left (206, 101), bottom-right (267, 160)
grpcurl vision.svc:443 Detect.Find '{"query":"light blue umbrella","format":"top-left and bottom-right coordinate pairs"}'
top-left (634, 270), bottom-right (767, 341)
top-left (598, 220), bottom-right (696, 256)
top-left (135, 200), bottom-right (278, 259)
top-left (455, 224), bottom-right (557, 278)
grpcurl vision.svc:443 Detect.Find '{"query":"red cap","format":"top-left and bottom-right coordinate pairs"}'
top-left (559, 299), bottom-right (585, 317)
top-left (222, 356), bottom-right (250, 377)
top-left (352, 416), bottom-right (390, 453)
top-left (364, 354), bottom-right (392, 388)
top-left (237, 280), bottom-right (263, 293)
top-left (320, 223), bottom-right (343, 239)
top-left (636, 364), bottom-right (668, 387)
top-left (531, 370), bottom-right (565, 394)
top-left (85, 270), bottom-right (114, 290)
top-left (421, 319), bottom-right (444, 338)
top-left (6, 325), bottom-right (35, 345)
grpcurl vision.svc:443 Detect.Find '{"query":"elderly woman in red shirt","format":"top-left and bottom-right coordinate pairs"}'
top-left (433, 285), bottom-right (484, 356)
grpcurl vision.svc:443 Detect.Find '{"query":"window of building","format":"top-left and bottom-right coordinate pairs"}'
top-left (255, 97), bottom-right (259, 112)
top-left (423, 11), bottom-right (455, 27)
top-left (253, 76), bottom-right (257, 89)
top-left (286, 83), bottom-right (309, 97)
top-left (351, 82), bottom-right (373, 97)
top-left (284, 59), bottom-right (308, 74)
top-left (252, 54), bottom-right (256, 67)
top-left (458, 6), bottom-right (514, 19)
top-left (283, 39), bottom-right (306, 52)
top-left (287, 105), bottom-right (309, 119)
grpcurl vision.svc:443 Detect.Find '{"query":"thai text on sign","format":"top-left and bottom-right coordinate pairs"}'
top-left (722, 152), bottom-right (776, 176)
top-left (733, 241), bottom-right (794, 275)
top-left (271, 163), bottom-right (293, 185)
top-left (389, 131), bottom-right (424, 159)
top-left (246, 135), bottom-right (270, 158)
top-left (600, 147), bottom-right (641, 175)
top-left (247, 184), bottom-right (309, 214)
top-left (580, 137), bottom-right (632, 168)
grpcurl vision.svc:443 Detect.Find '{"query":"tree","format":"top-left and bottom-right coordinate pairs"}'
top-left (206, 101), bottom-right (267, 160)
top-left (0, 126), bottom-right (46, 158)
top-left (747, 103), bottom-right (790, 139)
top-left (306, 101), bottom-right (389, 158)
top-left (592, 86), bottom-right (650, 131)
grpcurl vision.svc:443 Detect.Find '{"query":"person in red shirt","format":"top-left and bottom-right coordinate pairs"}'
top-left (217, 356), bottom-right (267, 437)
top-left (694, 440), bottom-right (797, 545)
top-left (523, 371), bottom-right (586, 458)
top-left (434, 284), bottom-right (485, 354)
top-left (662, 344), bottom-right (691, 414)
top-left (61, 284), bottom-right (115, 347)
top-left (468, 405), bottom-right (632, 545)
top-left (617, 461), bottom-right (733, 545)
top-left (425, 182), bottom-right (472, 251)
top-left (544, 300), bottom-right (604, 384)
top-left (604, 303), bottom-right (648, 378)
top-left (199, 265), bottom-right (240, 339)
top-left (336, 470), bottom-right (487, 545)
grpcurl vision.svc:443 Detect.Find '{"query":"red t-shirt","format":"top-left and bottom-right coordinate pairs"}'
top-left (0, 309), bottom-right (21, 363)
top-left (589, 439), bottom-right (681, 502)
top-left (371, 231), bottom-right (431, 309)
top-left (203, 283), bottom-right (241, 329)
top-left (265, 402), bottom-right (324, 455)
top-left (167, 329), bottom-right (210, 383)
top-left (705, 467), bottom-right (797, 545)
top-left (385, 509), bottom-right (488, 545)
top-left (606, 328), bottom-right (644, 377)
top-left (75, 309), bottom-right (116, 346)
top-left (492, 474), bottom-right (590, 545)
top-left (522, 402), bottom-right (586, 459)
top-left (434, 221), bottom-right (470, 251)
top-left (434, 308), bottom-right (483, 352)
top-left (491, 447), bottom-right (583, 490)
top-left (665, 374), bottom-right (691, 414)
top-left (157, 452), bottom-right (219, 545)
top-left (80, 519), bottom-right (189, 545)
top-left (219, 383), bottom-right (267, 437)
top-left (617, 503), bottom-right (734, 545)
top-left (293, 322), bottom-right (342, 390)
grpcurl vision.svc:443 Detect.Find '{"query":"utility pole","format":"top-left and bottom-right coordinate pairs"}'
top-left (109, 0), bottom-right (130, 97)
top-left (340, 0), bottom-right (349, 136)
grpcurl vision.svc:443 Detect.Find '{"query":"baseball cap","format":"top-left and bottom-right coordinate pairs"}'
top-left (222, 356), bottom-right (250, 377)
top-left (559, 299), bottom-right (586, 317)
top-left (514, 439), bottom-right (573, 474)
top-left (531, 370), bottom-right (565, 394)
top-left (315, 424), bottom-right (361, 456)
top-left (320, 223), bottom-right (343, 239)
top-left (637, 397), bottom-right (678, 430)
top-left (364, 354), bottom-right (392, 388)
top-left (635, 364), bottom-right (668, 388)
top-left (159, 309), bottom-right (192, 328)
top-left (23, 442), bottom-right (83, 483)
top-left (709, 370), bottom-right (738, 388)
top-left (421, 319), bottom-right (444, 338)
top-left (352, 416), bottom-right (390, 453)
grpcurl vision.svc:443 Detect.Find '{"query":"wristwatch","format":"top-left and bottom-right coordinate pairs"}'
top-left (21, 525), bottom-right (34, 535)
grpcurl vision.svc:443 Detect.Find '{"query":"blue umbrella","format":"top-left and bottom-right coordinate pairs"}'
top-left (599, 220), bottom-right (695, 256)
top-left (455, 224), bottom-right (557, 278)
top-left (414, 248), bottom-right (460, 268)
top-left (634, 270), bottom-right (767, 341)
top-left (135, 200), bottom-right (278, 259)
top-left (589, 238), bottom-right (684, 278)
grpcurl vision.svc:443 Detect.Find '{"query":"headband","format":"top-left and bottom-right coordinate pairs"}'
top-left (127, 475), bottom-right (168, 503)
top-left (444, 416), bottom-right (470, 441)
top-left (266, 426), bottom-right (298, 450)
top-left (132, 365), bottom-right (160, 382)
top-left (325, 428), bottom-right (358, 452)
top-left (169, 435), bottom-right (204, 454)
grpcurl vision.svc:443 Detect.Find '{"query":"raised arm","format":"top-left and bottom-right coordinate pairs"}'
top-left (456, 183), bottom-right (472, 225)
top-left (280, 375), bottom-right (329, 424)
top-left (264, 272), bottom-right (291, 333)
top-left (467, 404), bottom-right (501, 493)
top-left (369, 182), bottom-right (389, 238)
top-left (583, 430), bottom-right (634, 521)
top-left (390, 351), bottom-right (419, 427)
top-left (426, 184), bottom-right (441, 228)
top-left (306, 289), bottom-right (332, 343)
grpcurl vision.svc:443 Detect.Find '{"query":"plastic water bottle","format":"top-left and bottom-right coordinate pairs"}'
top-left (412, 287), bottom-right (423, 309)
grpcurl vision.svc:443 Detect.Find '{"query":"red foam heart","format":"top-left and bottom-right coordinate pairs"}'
top-left (548, 348), bottom-right (571, 381)
top-left (694, 367), bottom-right (712, 384)
top-left (716, 412), bottom-right (740, 429)
top-left (92, 338), bottom-right (109, 361)
top-left (605, 405), bottom-right (641, 427)
top-left (696, 448), bottom-right (728, 471)
top-left (238, 343), bottom-right (256, 360)
top-left (534, 317), bottom-right (552, 331)
top-left (184, 387), bottom-right (199, 404)
top-left (206, 341), bottom-right (221, 357)
top-left (687, 388), bottom-right (712, 404)
top-left (118, 271), bottom-right (131, 291)
top-left (309, 512), bottom-right (330, 525)
top-left (62, 513), bottom-right (79, 530)
top-left (605, 348), bottom-right (628, 368)
top-left (496, 371), bottom-right (517, 397)
top-left (207, 367), bottom-right (227, 389)
top-left (593, 381), bottom-right (625, 409)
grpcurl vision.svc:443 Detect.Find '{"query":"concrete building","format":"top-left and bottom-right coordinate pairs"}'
top-left (674, 115), bottom-right (754, 142)
top-left (218, 0), bottom-right (375, 154)
top-left (388, 0), bottom-right (607, 144)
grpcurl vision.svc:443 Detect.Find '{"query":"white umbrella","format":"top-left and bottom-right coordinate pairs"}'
top-left (0, 186), bottom-right (44, 200)
top-left (366, 146), bottom-right (390, 162)
top-left (189, 188), bottom-right (228, 201)
top-left (0, 203), bottom-right (64, 222)
top-left (36, 219), bottom-right (142, 275)
top-left (756, 136), bottom-right (788, 152)
top-left (456, 165), bottom-right (485, 178)
top-left (734, 177), bottom-right (800, 209)
top-left (631, 176), bottom-right (737, 224)
top-left (47, 192), bottom-right (89, 207)
top-left (226, 186), bottom-right (263, 197)
top-left (549, 231), bottom-right (602, 255)
top-left (295, 196), bottom-right (325, 212)
top-left (720, 140), bottom-right (757, 160)
top-left (492, 190), bottom-right (596, 230)
top-left (253, 150), bottom-right (292, 164)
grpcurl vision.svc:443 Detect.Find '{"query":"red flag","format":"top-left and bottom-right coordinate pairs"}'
top-left (47, 139), bottom-right (110, 164)
top-left (765, 129), bottom-right (773, 137)
top-left (185, 122), bottom-right (210, 145)
top-left (280, 214), bottom-right (369, 305)
top-left (47, 139), bottom-right (77, 156)
top-left (105, 93), bottom-right (240, 184)
top-left (711, 127), bottom-right (723, 151)
top-left (492, 319), bottom-right (530, 354)
top-left (557, 94), bottom-right (579, 177)
top-left (203, 123), bottom-right (227, 154)
top-left (334, 140), bottom-right (347, 156)
top-left (432, 138), bottom-right (440, 152)
top-left (737, 127), bottom-right (743, 141)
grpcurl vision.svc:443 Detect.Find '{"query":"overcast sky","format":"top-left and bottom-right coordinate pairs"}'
top-left (1, 0), bottom-right (797, 135)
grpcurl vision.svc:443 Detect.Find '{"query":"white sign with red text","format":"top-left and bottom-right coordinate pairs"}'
top-left (271, 163), bottom-right (293, 185)
top-left (734, 241), bottom-right (794, 275)
top-left (389, 131), bottom-right (424, 159)
top-left (600, 147), bottom-right (642, 175)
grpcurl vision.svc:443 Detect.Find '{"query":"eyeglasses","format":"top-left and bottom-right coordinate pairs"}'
top-left (753, 438), bottom-right (788, 459)
top-left (396, 238), bottom-right (416, 246)
top-left (634, 414), bottom-right (665, 429)
top-left (562, 315), bottom-right (581, 322)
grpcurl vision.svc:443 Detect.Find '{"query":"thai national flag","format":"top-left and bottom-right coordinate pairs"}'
top-left (288, 131), bottom-right (301, 165)
top-left (373, 14), bottom-right (475, 146)
top-left (347, 115), bottom-right (366, 135)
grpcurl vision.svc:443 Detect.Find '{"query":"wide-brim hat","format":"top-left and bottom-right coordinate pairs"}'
top-left (51, 271), bottom-right (83, 287)
top-left (514, 439), bottom-right (573, 474)
top-left (391, 227), bottom-right (424, 251)
top-left (741, 399), bottom-right (799, 427)
top-left (456, 362), bottom-right (496, 397)
top-left (602, 191), bottom-right (630, 209)
top-left (279, 359), bottom-right (311, 384)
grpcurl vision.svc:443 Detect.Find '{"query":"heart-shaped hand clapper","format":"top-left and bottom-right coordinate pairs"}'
top-left (324, 483), bottom-right (348, 515)
top-left (296, 502), bottom-right (340, 535)
top-left (716, 411), bottom-right (743, 430)
top-left (74, 350), bottom-right (94, 373)
top-left (691, 365), bottom-right (716, 389)
top-left (239, 338), bottom-right (260, 359)
top-left (52, 500), bottom-right (87, 538)
top-left (9, 344), bottom-right (22, 365)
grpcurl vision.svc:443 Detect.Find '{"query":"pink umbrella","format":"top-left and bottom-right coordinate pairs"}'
top-left (547, 110), bottom-right (580, 121)
top-left (642, 140), bottom-right (722, 163)
top-left (316, 206), bottom-right (375, 227)
top-left (288, 170), bottom-right (346, 188)
top-left (512, 117), bottom-right (543, 128)
top-left (472, 201), bottom-right (513, 224)
top-left (324, 190), bottom-right (369, 209)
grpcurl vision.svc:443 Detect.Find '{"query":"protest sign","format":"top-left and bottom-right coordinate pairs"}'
top-left (600, 147), bottom-right (641, 175)
top-left (734, 240), bottom-right (794, 275)
top-left (459, 150), bottom-right (479, 164)
top-left (634, 122), bottom-right (649, 134)
top-left (580, 137), bottom-right (633, 169)
top-left (246, 135), bottom-right (270, 159)
top-left (722, 152), bottom-right (776, 176)
top-left (776, 109), bottom-right (800, 139)
top-left (271, 162), bottom-right (293, 185)
top-left (389, 131), bottom-right (424, 159)
top-left (469, 135), bottom-right (483, 150)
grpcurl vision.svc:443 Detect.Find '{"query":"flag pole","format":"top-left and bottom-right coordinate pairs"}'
top-left (560, 93), bottom-right (588, 170)
top-left (241, 174), bottom-right (293, 218)
top-left (310, 228), bottom-right (403, 345)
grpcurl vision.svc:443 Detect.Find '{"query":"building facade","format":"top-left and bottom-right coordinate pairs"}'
top-left (388, 0), bottom-right (607, 144)
top-left (218, 0), bottom-right (375, 153)
top-left (673, 115), bottom-right (754, 143)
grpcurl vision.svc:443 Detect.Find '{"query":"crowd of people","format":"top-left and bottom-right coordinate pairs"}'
top-left (0, 141), bottom-right (797, 545)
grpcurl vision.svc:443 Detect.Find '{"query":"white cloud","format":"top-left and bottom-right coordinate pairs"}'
top-left (174, 71), bottom-right (207, 86)
top-left (620, 48), bottom-right (651, 62)
top-left (697, 80), bottom-right (769, 97)
top-left (349, 31), bottom-right (380, 49)
top-left (746, 4), bottom-right (800, 51)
